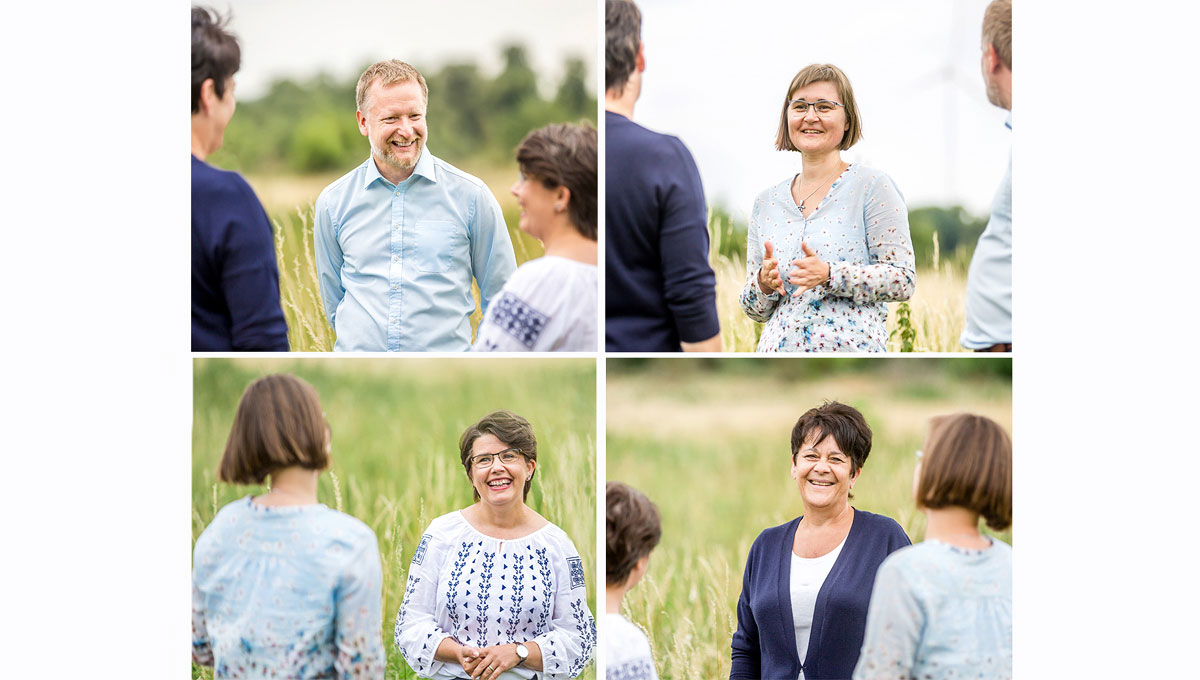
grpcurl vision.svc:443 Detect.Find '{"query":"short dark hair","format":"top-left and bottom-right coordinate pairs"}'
top-left (982, 0), bottom-right (1012, 70)
top-left (517, 123), bottom-right (598, 240)
top-left (917, 413), bottom-right (1012, 531)
top-left (790, 401), bottom-right (872, 476)
top-left (459, 411), bottom-right (538, 501)
top-left (192, 6), bottom-right (241, 113)
top-left (605, 0), bottom-right (642, 95)
top-left (775, 64), bottom-right (863, 152)
top-left (606, 481), bottom-right (661, 586)
top-left (218, 374), bottom-right (330, 485)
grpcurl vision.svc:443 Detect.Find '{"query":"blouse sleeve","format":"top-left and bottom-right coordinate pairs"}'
top-left (739, 193), bottom-right (782, 323)
top-left (333, 535), bottom-right (386, 678)
top-left (852, 558), bottom-right (923, 680)
top-left (532, 537), bottom-right (596, 680)
top-left (191, 578), bottom-right (213, 667)
top-left (395, 530), bottom-right (456, 677)
top-left (827, 174), bottom-right (915, 305)
top-left (729, 540), bottom-right (761, 680)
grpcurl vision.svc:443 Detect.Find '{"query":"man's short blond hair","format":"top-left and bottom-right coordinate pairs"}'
top-left (355, 59), bottom-right (428, 112)
top-left (983, 0), bottom-right (1012, 70)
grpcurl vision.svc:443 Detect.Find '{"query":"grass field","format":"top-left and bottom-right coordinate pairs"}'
top-left (191, 358), bottom-right (597, 680)
top-left (245, 165), bottom-right (544, 352)
top-left (605, 359), bottom-right (1011, 679)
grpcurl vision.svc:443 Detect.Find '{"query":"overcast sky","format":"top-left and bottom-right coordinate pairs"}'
top-left (219, 0), bottom-right (598, 100)
top-left (632, 0), bottom-right (1007, 216)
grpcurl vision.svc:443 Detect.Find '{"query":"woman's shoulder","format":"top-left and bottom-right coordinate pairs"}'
top-left (852, 508), bottom-right (909, 537)
top-left (506, 257), bottom-right (597, 295)
top-left (605, 613), bottom-right (654, 659)
top-left (748, 517), bottom-right (800, 552)
top-left (424, 509), bottom-right (471, 537)
top-left (753, 176), bottom-right (794, 204)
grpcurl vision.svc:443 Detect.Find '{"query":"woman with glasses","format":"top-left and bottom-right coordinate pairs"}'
top-left (740, 63), bottom-right (915, 352)
top-left (854, 414), bottom-right (1012, 680)
top-left (394, 410), bottom-right (595, 680)
top-left (731, 402), bottom-right (910, 680)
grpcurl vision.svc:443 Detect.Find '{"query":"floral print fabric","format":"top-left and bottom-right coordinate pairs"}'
top-left (394, 511), bottom-right (595, 680)
top-left (191, 497), bottom-right (385, 678)
top-left (740, 165), bottom-right (915, 352)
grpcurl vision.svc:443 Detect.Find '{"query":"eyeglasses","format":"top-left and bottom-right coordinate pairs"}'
top-left (788, 98), bottom-right (845, 116)
top-left (470, 448), bottom-right (525, 469)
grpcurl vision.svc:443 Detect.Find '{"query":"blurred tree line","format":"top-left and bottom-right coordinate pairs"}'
top-left (708, 204), bottom-right (987, 270)
top-left (210, 44), bottom-right (596, 175)
top-left (610, 357), bottom-right (1011, 382)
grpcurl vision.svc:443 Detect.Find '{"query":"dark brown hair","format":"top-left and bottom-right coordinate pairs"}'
top-left (774, 64), bottom-right (863, 152)
top-left (459, 410), bottom-right (538, 501)
top-left (983, 0), bottom-right (1012, 70)
top-left (916, 413), bottom-right (1012, 530)
top-left (791, 401), bottom-right (872, 476)
top-left (218, 374), bottom-right (330, 485)
top-left (517, 123), bottom-right (598, 240)
top-left (191, 6), bottom-right (241, 113)
top-left (606, 481), bottom-right (661, 586)
top-left (605, 0), bottom-right (642, 95)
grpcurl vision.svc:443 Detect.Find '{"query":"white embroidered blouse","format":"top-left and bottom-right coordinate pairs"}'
top-left (394, 511), bottom-right (596, 679)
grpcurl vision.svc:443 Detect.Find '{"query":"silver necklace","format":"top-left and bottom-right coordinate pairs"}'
top-left (797, 163), bottom-right (846, 214)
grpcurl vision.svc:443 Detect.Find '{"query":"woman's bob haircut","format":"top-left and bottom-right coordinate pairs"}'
top-left (459, 410), bottom-right (539, 501)
top-left (218, 374), bottom-right (330, 485)
top-left (916, 413), bottom-right (1012, 531)
top-left (775, 63), bottom-right (863, 152)
top-left (606, 481), bottom-right (661, 587)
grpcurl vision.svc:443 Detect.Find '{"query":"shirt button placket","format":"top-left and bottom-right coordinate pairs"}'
top-left (388, 185), bottom-right (405, 351)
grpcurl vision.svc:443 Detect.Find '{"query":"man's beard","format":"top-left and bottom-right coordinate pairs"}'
top-left (372, 136), bottom-right (423, 170)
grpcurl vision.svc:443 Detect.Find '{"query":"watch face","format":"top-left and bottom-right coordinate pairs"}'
top-left (516, 643), bottom-right (529, 660)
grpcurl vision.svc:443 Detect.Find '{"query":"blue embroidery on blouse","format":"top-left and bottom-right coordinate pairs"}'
top-left (394, 574), bottom-right (421, 645)
top-left (566, 598), bottom-right (596, 677)
top-left (505, 552), bottom-right (525, 641)
top-left (536, 548), bottom-right (553, 633)
top-left (445, 541), bottom-right (472, 635)
top-left (413, 533), bottom-right (431, 566)
top-left (608, 659), bottom-right (656, 680)
top-left (567, 556), bottom-right (585, 590)
top-left (489, 292), bottom-right (548, 349)
top-left (475, 550), bottom-right (496, 641)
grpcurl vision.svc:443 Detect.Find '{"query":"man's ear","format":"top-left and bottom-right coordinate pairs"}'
top-left (636, 41), bottom-right (646, 73)
top-left (356, 109), bottom-right (369, 137)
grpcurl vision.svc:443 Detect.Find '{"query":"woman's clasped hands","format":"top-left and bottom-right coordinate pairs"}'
top-left (758, 240), bottom-right (830, 297)
top-left (459, 641), bottom-right (525, 680)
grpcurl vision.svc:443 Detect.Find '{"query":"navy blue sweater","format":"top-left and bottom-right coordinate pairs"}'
top-left (605, 111), bottom-right (719, 351)
top-left (731, 509), bottom-right (911, 680)
top-left (191, 156), bottom-right (289, 351)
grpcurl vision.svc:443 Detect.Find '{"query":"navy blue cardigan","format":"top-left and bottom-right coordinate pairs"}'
top-left (731, 509), bottom-right (911, 680)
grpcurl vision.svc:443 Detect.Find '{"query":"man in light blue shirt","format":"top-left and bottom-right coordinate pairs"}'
top-left (315, 59), bottom-right (516, 351)
top-left (962, 0), bottom-right (1012, 352)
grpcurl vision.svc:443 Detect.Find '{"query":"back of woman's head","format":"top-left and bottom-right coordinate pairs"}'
top-left (916, 413), bottom-right (1012, 530)
top-left (192, 7), bottom-right (241, 113)
top-left (606, 481), bottom-right (661, 587)
top-left (218, 374), bottom-right (330, 485)
top-left (516, 123), bottom-right (598, 240)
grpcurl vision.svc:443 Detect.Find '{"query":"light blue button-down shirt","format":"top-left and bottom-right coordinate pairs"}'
top-left (314, 148), bottom-right (516, 351)
top-left (962, 113), bottom-right (1012, 349)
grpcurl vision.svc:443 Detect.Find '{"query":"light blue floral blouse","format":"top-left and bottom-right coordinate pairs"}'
top-left (853, 538), bottom-right (1012, 680)
top-left (740, 165), bottom-right (915, 352)
top-left (192, 497), bottom-right (385, 678)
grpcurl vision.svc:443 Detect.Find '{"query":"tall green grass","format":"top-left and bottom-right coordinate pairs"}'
top-left (606, 360), bottom-right (1011, 679)
top-left (191, 358), bottom-right (596, 680)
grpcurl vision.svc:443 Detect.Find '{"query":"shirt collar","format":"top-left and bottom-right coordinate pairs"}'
top-left (361, 147), bottom-right (438, 189)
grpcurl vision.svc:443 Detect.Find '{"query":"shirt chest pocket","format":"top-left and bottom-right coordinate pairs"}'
top-left (411, 220), bottom-right (466, 273)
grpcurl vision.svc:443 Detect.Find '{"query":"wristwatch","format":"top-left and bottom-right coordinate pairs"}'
top-left (515, 643), bottom-right (529, 666)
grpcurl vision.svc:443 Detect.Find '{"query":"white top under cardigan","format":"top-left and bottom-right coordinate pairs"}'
top-left (394, 511), bottom-right (596, 679)
top-left (790, 537), bottom-right (846, 680)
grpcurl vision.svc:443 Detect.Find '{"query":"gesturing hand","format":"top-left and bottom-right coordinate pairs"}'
top-left (757, 240), bottom-right (786, 296)
top-left (787, 242), bottom-right (831, 295)
top-left (470, 643), bottom-right (519, 680)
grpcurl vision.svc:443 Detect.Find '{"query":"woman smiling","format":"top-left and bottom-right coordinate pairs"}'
top-left (740, 64), bottom-right (915, 352)
top-left (394, 411), bottom-right (595, 680)
top-left (731, 402), bottom-right (910, 680)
